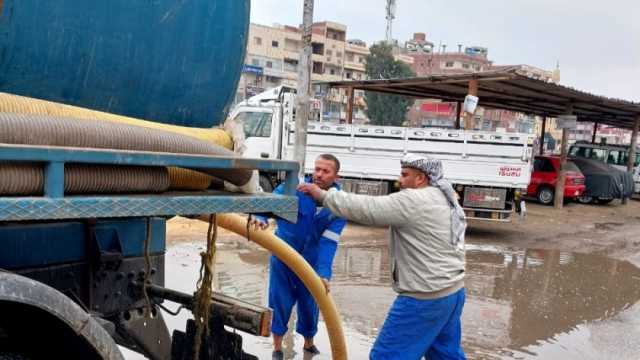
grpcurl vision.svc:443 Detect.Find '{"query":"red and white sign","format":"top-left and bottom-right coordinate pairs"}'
top-left (499, 166), bottom-right (522, 177)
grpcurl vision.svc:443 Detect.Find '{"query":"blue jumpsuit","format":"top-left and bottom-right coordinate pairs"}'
top-left (261, 180), bottom-right (346, 338)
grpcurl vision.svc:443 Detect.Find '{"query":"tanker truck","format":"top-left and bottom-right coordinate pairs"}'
top-left (0, 1), bottom-right (306, 359)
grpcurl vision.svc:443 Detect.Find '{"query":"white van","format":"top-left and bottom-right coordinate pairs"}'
top-left (569, 142), bottom-right (640, 193)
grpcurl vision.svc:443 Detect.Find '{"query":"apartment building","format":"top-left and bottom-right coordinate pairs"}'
top-left (401, 32), bottom-right (558, 133)
top-left (236, 21), bottom-right (371, 122)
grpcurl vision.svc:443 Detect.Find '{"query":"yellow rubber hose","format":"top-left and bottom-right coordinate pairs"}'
top-left (201, 214), bottom-right (348, 360)
top-left (167, 168), bottom-right (212, 191)
top-left (0, 92), bottom-right (234, 150)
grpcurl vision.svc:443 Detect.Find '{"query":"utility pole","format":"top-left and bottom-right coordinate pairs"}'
top-left (294, 0), bottom-right (314, 179)
top-left (554, 104), bottom-right (574, 209)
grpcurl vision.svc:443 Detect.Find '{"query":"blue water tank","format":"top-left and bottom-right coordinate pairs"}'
top-left (0, 0), bottom-right (250, 127)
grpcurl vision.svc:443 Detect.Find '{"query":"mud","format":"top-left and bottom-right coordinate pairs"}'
top-left (125, 200), bottom-right (640, 359)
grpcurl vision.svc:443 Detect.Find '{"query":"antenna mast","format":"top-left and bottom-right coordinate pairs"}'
top-left (385, 0), bottom-right (396, 43)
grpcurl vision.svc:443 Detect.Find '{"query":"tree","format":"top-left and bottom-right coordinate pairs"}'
top-left (364, 43), bottom-right (415, 126)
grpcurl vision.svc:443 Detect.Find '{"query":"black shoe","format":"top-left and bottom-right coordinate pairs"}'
top-left (272, 350), bottom-right (284, 360)
top-left (303, 345), bottom-right (321, 355)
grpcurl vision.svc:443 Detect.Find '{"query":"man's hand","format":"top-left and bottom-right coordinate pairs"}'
top-left (248, 217), bottom-right (269, 231)
top-left (297, 183), bottom-right (324, 201)
top-left (321, 278), bottom-right (330, 293)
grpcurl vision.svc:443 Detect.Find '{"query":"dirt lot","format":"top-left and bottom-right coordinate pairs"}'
top-left (156, 199), bottom-right (640, 359)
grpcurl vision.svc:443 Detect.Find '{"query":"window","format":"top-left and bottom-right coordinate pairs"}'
top-left (312, 42), bottom-right (324, 55)
top-left (235, 112), bottom-right (273, 138)
top-left (283, 58), bottom-right (298, 72)
top-left (346, 53), bottom-right (354, 62)
top-left (326, 49), bottom-right (333, 56)
top-left (607, 150), bottom-right (621, 165)
top-left (336, 51), bottom-right (342, 58)
top-left (620, 151), bottom-right (640, 167)
top-left (534, 158), bottom-right (556, 173)
top-left (312, 61), bottom-right (323, 74)
top-left (462, 63), bottom-right (470, 69)
top-left (358, 56), bottom-right (364, 64)
top-left (569, 146), bottom-right (580, 157)
top-left (265, 61), bottom-right (273, 68)
top-left (445, 61), bottom-right (454, 68)
top-left (345, 72), bottom-right (352, 79)
top-left (329, 68), bottom-right (336, 75)
top-left (251, 59), bottom-right (260, 66)
top-left (272, 40), bottom-right (279, 48)
top-left (254, 37), bottom-right (262, 46)
top-left (590, 149), bottom-right (606, 161)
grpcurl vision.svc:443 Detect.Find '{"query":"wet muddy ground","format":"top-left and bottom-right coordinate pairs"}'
top-left (125, 200), bottom-right (640, 359)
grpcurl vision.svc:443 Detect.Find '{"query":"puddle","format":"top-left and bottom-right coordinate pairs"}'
top-left (125, 241), bottom-right (640, 359)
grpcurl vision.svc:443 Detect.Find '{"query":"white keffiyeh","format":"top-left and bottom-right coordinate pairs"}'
top-left (401, 153), bottom-right (467, 248)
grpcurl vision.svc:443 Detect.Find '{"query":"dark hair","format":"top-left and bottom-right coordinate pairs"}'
top-left (317, 154), bottom-right (340, 172)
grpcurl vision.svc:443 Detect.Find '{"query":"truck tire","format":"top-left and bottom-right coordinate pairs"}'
top-left (259, 175), bottom-right (274, 193)
top-left (537, 186), bottom-right (554, 205)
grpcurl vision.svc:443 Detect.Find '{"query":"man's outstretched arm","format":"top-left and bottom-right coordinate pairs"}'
top-left (298, 184), bottom-right (412, 227)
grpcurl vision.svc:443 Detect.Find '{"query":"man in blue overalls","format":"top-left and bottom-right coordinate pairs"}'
top-left (252, 154), bottom-right (346, 359)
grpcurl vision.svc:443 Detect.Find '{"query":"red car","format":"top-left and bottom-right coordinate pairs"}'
top-left (528, 156), bottom-right (586, 205)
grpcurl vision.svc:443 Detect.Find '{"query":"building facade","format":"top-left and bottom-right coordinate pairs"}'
top-left (236, 21), bottom-right (371, 122)
top-left (401, 32), bottom-right (557, 134)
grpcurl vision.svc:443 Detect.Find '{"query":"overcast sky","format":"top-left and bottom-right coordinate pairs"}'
top-left (250, 0), bottom-right (640, 102)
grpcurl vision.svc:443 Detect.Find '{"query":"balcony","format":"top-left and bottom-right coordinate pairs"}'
top-left (343, 61), bottom-right (365, 72)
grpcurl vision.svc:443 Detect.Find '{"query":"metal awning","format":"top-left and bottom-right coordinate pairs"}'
top-left (323, 67), bottom-right (640, 129)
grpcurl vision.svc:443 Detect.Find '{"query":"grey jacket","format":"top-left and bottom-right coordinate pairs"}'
top-left (321, 186), bottom-right (465, 299)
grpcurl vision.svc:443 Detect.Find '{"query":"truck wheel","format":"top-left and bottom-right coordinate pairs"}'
top-left (258, 175), bottom-right (274, 193)
top-left (537, 187), bottom-right (554, 205)
top-left (577, 195), bottom-right (594, 204)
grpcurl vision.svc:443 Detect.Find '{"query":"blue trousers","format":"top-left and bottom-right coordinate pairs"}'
top-left (370, 289), bottom-right (466, 360)
top-left (268, 256), bottom-right (319, 338)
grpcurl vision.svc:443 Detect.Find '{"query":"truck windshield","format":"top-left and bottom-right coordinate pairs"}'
top-left (235, 111), bottom-right (273, 138)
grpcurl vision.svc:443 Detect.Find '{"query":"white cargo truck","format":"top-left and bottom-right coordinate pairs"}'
top-left (228, 88), bottom-right (534, 222)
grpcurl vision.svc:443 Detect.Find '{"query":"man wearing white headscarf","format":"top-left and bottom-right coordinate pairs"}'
top-left (298, 154), bottom-right (467, 360)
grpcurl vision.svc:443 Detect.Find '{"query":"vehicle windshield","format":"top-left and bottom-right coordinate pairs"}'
top-left (234, 111), bottom-right (273, 138)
